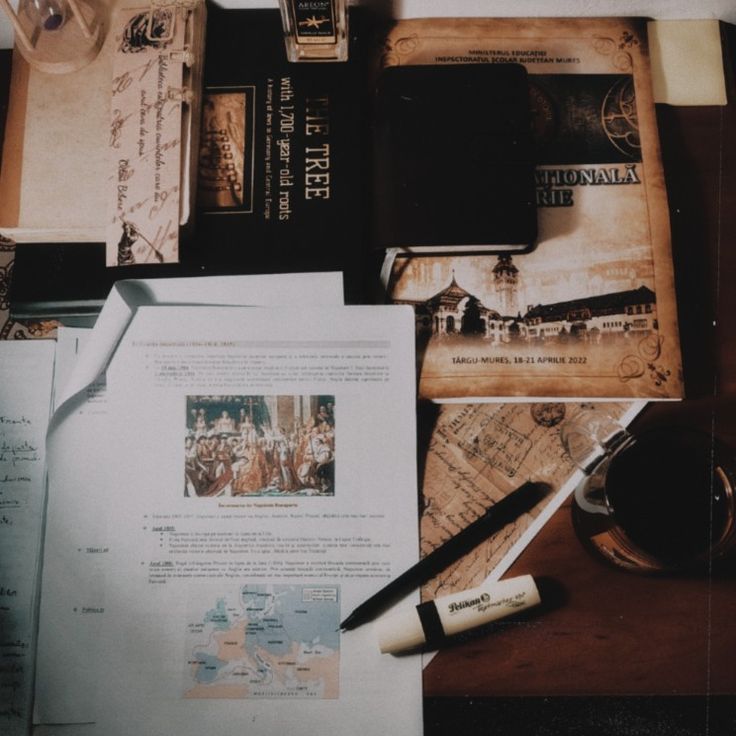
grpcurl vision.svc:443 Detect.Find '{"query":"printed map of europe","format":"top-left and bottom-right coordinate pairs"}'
top-left (186, 584), bottom-right (340, 698)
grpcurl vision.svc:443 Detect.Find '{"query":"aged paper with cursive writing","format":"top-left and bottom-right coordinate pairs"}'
top-left (0, 341), bottom-right (54, 735)
top-left (420, 401), bottom-right (644, 602)
top-left (106, 4), bottom-right (189, 266)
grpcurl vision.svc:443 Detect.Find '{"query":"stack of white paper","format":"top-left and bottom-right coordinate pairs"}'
top-left (9, 273), bottom-right (422, 736)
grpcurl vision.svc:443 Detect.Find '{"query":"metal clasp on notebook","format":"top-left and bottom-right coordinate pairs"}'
top-left (167, 47), bottom-right (194, 66)
top-left (167, 86), bottom-right (193, 104)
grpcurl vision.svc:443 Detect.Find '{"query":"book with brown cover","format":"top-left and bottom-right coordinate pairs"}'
top-left (383, 17), bottom-right (684, 401)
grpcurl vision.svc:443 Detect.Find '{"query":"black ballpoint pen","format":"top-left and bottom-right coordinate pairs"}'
top-left (340, 480), bottom-right (549, 631)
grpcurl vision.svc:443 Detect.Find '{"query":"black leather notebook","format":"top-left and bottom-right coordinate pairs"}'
top-left (372, 63), bottom-right (537, 253)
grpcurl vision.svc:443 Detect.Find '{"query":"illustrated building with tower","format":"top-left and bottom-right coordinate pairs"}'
top-left (399, 256), bottom-right (657, 344)
top-left (410, 273), bottom-right (506, 343)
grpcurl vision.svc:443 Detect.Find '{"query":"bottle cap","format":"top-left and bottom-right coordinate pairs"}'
top-left (376, 606), bottom-right (426, 654)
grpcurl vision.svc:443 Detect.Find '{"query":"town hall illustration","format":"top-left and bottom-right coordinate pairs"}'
top-left (396, 255), bottom-right (657, 346)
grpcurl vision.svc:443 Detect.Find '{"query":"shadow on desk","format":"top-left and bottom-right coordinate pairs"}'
top-left (425, 697), bottom-right (736, 736)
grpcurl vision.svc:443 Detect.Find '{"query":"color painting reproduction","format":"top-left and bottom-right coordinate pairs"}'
top-left (184, 395), bottom-right (335, 497)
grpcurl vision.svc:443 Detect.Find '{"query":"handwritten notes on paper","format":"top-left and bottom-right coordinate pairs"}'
top-left (420, 402), bottom-right (634, 600)
top-left (106, 4), bottom-right (188, 266)
top-left (0, 341), bottom-right (55, 734)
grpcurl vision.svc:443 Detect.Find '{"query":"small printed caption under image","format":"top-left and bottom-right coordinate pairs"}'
top-left (185, 395), bottom-right (335, 497)
top-left (186, 584), bottom-right (340, 699)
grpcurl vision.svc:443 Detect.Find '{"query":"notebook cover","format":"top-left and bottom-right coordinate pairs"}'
top-left (372, 63), bottom-right (537, 252)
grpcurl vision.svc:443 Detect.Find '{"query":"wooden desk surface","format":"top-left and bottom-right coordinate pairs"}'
top-left (425, 486), bottom-right (736, 697)
top-left (1, 20), bottom-right (734, 733)
top-left (425, 26), bottom-right (736, 702)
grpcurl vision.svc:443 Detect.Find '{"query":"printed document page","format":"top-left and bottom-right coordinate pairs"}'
top-left (94, 305), bottom-right (421, 735)
top-left (0, 340), bottom-right (55, 735)
top-left (36, 273), bottom-right (344, 724)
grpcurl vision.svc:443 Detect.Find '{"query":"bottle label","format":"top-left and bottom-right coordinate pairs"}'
top-left (292, 0), bottom-right (337, 42)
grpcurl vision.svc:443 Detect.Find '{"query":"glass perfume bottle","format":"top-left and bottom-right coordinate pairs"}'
top-left (0, 0), bottom-right (104, 73)
top-left (278, 0), bottom-right (348, 62)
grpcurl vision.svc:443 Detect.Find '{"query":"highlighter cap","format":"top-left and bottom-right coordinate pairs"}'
top-left (376, 606), bottom-right (426, 654)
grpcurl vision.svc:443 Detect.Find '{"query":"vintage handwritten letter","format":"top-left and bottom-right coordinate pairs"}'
top-left (106, 4), bottom-right (188, 266)
top-left (420, 401), bottom-right (642, 601)
top-left (0, 341), bottom-right (55, 734)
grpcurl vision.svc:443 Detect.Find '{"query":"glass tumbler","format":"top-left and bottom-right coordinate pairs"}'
top-left (561, 409), bottom-right (736, 573)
